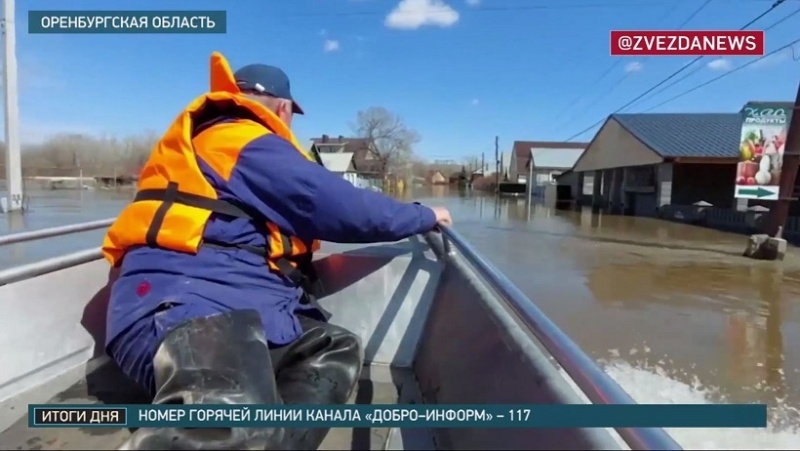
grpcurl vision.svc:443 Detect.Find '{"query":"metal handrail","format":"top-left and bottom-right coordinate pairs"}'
top-left (438, 225), bottom-right (682, 451)
top-left (0, 218), bottom-right (115, 247)
top-left (0, 247), bottom-right (102, 286)
top-left (0, 218), bottom-right (114, 284)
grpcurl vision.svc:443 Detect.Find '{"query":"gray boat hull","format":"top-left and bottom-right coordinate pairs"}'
top-left (0, 229), bottom-right (670, 449)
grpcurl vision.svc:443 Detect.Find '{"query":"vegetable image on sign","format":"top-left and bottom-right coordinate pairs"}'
top-left (734, 102), bottom-right (792, 200)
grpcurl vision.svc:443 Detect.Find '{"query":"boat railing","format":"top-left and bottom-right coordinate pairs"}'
top-left (0, 218), bottom-right (110, 285)
top-left (0, 219), bottom-right (682, 450)
top-left (0, 218), bottom-right (113, 247)
top-left (438, 225), bottom-right (682, 451)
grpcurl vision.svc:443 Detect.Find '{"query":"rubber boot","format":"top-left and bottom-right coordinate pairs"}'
top-left (118, 309), bottom-right (285, 450)
top-left (276, 319), bottom-right (364, 450)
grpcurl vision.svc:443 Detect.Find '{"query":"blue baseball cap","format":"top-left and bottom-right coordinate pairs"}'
top-left (233, 64), bottom-right (304, 115)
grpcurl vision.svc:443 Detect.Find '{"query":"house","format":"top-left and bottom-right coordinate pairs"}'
top-left (508, 141), bottom-right (588, 184)
top-left (428, 170), bottom-right (447, 185)
top-left (566, 112), bottom-right (743, 217)
top-left (319, 152), bottom-right (362, 187)
top-left (470, 168), bottom-right (486, 183)
top-left (528, 147), bottom-right (587, 198)
top-left (309, 135), bottom-right (383, 179)
top-left (448, 170), bottom-right (468, 185)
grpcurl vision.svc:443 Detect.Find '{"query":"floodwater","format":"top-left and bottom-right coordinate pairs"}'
top-left (1, 186), bottom-right (799, 449)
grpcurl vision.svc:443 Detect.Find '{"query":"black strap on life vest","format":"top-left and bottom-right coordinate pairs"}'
top-left (135, 181), bottom-right (324, 303)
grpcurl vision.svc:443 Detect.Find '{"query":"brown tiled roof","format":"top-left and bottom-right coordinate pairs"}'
top-left (511, 141), bottom-right (589, 176)
top-left (310, 136), bottom-right (382, 173)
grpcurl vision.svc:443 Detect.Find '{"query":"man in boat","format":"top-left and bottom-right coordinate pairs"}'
top-left (102, 52), bottom-right (452, 450)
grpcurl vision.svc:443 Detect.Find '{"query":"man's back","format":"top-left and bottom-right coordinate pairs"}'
top-left (108, 52), bottom-right (454, 450)
top-left (107, 114), bottom-right (439, 350)
top-left (107, 116), bottom-right (313, 352)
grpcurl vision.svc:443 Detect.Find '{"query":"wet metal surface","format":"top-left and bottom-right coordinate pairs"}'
top-left (1, 186), bottom-right (799, 448)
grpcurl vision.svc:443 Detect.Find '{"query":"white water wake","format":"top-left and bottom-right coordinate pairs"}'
top-left (601, 359), bottom-right (799, 450)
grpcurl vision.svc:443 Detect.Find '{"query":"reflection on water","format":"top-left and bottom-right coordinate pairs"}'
top-left (726, 267), bottom-right (786, 401)
top-left (0, 187), bottom-right (799, 443)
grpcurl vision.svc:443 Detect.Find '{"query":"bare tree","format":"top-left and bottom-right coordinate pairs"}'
top-left (2, 132), bottom-right (159, 178)
top-left (352, 107), bottom-right (420, 178)
top-left (409, 156), bottom-right (429, 179)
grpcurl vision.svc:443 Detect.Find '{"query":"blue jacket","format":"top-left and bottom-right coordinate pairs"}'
top-left (106, 123), bottom-right (437, 354)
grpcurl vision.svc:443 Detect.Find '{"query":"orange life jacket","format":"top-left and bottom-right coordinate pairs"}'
top-left (101, 89), bottom-right (322, 294)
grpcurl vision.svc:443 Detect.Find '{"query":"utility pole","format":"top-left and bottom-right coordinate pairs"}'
top-left (2, 0), bottom-right (23, 213)
top-left (494, 136), bottom-right (499, 189)
top-left (481, 152), bottom-right (485, 176)
top-left (766, 81), bottom-right (800, 237)
top-left (527, 151), bottom-right (534, 199)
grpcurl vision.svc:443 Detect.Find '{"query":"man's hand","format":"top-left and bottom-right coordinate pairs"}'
top-left (431, 207), bottom-right (453, 227)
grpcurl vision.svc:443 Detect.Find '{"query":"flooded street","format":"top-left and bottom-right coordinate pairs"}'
top-left (447, 194), bottom-right (800, 449)
top-left (1, 187), bottom-right (799, 449)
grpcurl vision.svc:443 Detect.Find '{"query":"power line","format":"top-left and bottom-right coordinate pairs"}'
top-left (634, 63), bottom-right (704, 107)
top-left (572, 0), bottom-right (715, 117)
top-left (562, 0), bottom-right (788, 141)
top-left (762, 3), bottom-right (800, 29)
top-left (617, 0), bottom-right (786, 112)
top-left (674, 0), bottom-right (715, 29)
top-left (632, 4), bottom-right (800, 110)
top-left (586, 0), bottom-right (713, 110)
top-left (553, 1), bottom-right (714, 129)
top-left (552, 61), bottom-right (622, 123)
top-left (552, 0), bottom-right (710, 124)
top-left (640, 37), bottom-right (800, 112)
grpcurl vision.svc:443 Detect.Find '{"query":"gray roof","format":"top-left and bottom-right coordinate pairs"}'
top-left (611, 113), bottom-right (742, 159)
top-left (531, 147), bottom-right (585, 169)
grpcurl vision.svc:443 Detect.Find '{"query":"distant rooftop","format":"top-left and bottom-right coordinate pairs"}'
top-left (310, 135), bottom-right (381, 173)
top-left (531, 147), bottom-right (585, 169)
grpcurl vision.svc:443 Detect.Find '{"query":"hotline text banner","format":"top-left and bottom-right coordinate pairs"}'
top-left (29, 404), bottom-right (767, 429)
top-left (28, 11), bottom-right (227, 34)
top-left (610, 30), bottom-right (764, 56)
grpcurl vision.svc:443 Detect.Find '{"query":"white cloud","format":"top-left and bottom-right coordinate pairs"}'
top-left (471, 98), bottom-right (480, 106)
top-left (323, 39), bottom-right (340, 52)
top-left (706, 58), bottom-right (732, 71)
top-left (385, 0), bottom-right (459, 30)
top-left (623, 61), bottom-right (643, 73)
top-left (466, 0), bottom-right (480, 5)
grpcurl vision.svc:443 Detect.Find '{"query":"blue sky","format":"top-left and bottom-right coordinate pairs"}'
top-left (11, 0), bottom-right (800, 161)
